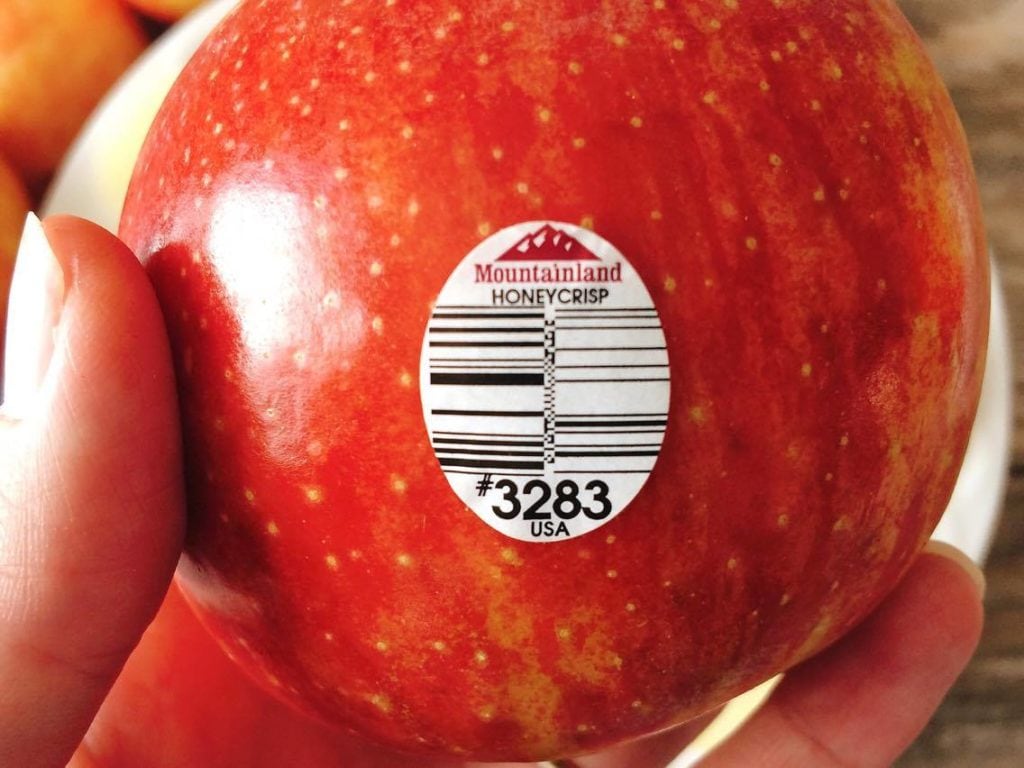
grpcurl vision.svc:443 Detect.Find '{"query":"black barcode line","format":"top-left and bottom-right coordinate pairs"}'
top-left (434, 437), bottom-right (544, 447)
top-left (430, 357), bottom-right (544, 363)
top-left (557, 364), bottom-right (669, 370)
top-left (433, 430), bottom-right (544, 438)
top-left (432, 409), bottom-right (543, 417)
top-left (430, 341), bottom-right (545, 348)
top-left (555, 450), bottom-right (661, 458)
top-left (556, 419), bottom-right (667, 428)
top-left (439, 458), bottom-right (544, 470)
top-left (430, 365), bottom-right (545, 371)
top-left (558, 428), bottom-right (666, 434)
top-left (553, 314), bottom-right (658, 320)
top-left (430, 361), bottom-right (543, 366)
top-left (556, 325), bottom-right (663, 330)
top-left (556, 307), bottom-right (653, 314)
top-left (431, 372), bottom-right (544, 386)
top-left (558, 346), bottom-right (667, 352)
top-left (429, 327), bottom-right (543, 334)
top-left (555, 443), bottom-right (662, 448)
top-left (559, 412), bottom-right (668, 418)
top-left (433, 312), bottom-right (545, 319)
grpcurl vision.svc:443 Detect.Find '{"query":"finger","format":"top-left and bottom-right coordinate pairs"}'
top-left (0, 214), bottom-right (185, 768)
top-left (701, 541), bottom-right (985, 768)
top-left (557, 712), bottom-right (718, 768)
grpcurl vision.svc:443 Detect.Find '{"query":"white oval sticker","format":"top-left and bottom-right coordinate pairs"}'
top-left (420, 221), bottom-right (670, 542)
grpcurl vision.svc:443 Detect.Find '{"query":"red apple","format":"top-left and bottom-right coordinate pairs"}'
top-left (120, 0), bottom-right (988, 761)
top-left (0, 0), bottom-right (147, 190)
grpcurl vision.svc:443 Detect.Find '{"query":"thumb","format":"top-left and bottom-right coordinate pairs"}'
top-left (0, 214), bottom-right (185, 768)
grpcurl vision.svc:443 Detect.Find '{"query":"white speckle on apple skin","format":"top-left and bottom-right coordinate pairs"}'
top-left (369, 693), bottom-right (392, 713)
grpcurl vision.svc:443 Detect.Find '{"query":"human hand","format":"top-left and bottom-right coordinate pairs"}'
top-left (0, 215), bottom-right (985, 768)
top-left (1, 214), bottom-right (184, 768)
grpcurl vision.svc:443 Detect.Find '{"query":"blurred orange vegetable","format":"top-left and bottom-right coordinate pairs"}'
top-left (0, 0), bottom-right (147, 191)
top-left (124, 0), bottom-right (206, 23)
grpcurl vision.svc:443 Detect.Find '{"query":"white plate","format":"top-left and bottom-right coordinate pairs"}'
top-left (42, 1), bottom-right (1013, 763)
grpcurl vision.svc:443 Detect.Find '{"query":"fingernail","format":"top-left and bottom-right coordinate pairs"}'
top-left (924, 540), bottom-right (987, 599)
top-left (1, 213), bottom-right (65, 420)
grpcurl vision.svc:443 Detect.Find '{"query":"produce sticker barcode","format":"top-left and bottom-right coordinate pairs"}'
top-left (420, 221), bottom-right (671, 542)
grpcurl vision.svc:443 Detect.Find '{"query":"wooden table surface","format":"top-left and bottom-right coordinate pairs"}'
top-left (892, 2), bottom-right (1023, 766)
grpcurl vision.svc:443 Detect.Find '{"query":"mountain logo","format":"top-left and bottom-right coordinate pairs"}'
top-left (496, 224), bottom-right (600, 262)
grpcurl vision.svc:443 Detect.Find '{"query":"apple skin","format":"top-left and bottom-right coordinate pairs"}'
top-left (78, 582), bottom-right (526, 768)
top-left (0, 0), bottom-right (147, 190)
top-left (120, 0), bottom-right (989, 761)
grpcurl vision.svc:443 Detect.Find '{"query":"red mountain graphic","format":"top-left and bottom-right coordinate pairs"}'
top-left (496, 224), bottom-right (600, 261)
